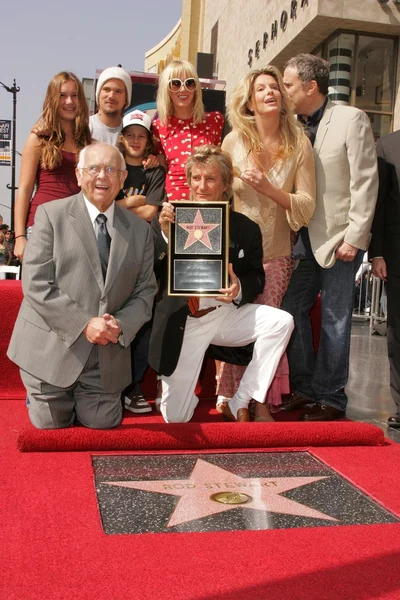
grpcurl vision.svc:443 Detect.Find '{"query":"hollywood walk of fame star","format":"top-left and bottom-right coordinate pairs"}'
top-left (102, 458), bottom-right (338, 528)
top-left (179, 209), bottom-right (219, 250)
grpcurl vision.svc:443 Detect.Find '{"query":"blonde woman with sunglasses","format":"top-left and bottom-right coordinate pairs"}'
top-left (153, 60), bottom-right (224, 201)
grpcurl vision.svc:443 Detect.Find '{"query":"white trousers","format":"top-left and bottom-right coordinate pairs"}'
top-left (161, 303), bottom-right (294, 422)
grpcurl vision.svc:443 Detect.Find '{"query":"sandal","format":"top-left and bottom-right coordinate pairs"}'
top-left (216, 395), bottom-right (231, 413)
top-left (222, 403), bottom-right (250, 422)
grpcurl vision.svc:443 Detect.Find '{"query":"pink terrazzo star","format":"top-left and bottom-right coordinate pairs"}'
top-left (179, 209), bottom-right (219, 250)
top-left (103, 458), bottom-right (337, 528)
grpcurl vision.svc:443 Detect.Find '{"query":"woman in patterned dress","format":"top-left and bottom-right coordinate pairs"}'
top-left (153, 60), bottom-right (224, 201)
top-left (152, 60), bottom-right (224, 407)
top-left (217, 65), bottom-right (316, 421)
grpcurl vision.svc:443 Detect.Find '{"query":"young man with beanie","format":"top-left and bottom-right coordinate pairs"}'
top-left (90, 66), bottom-right (132, 145)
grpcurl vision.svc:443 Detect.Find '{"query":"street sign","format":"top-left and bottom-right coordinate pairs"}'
top-left (0, 120), bottom-right (11, 166)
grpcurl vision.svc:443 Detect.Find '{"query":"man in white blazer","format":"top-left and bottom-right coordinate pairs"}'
top-left (281, 54), bottom-right (378, 420)
top-left (8, 143), bottom-right (157, 429)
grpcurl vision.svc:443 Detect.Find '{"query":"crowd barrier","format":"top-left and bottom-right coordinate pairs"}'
top-left (353, 260), bottom-right (387, 335)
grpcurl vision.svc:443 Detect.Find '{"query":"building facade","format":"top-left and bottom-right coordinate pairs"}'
top-left (145, 0), bottom-right (400, 137)
top-left (202, 0), bottom-right (400, 136)
top-left (144, 0), bottom-right (205, 74)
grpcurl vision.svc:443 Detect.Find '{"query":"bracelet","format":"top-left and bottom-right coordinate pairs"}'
top-left (14, 235), bottom-right (27, 239)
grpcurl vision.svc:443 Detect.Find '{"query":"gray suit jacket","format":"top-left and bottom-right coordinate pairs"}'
top-left (310, 100), bottom-right (378, 268)
top-left (8, 193), bottom-right (157, 392)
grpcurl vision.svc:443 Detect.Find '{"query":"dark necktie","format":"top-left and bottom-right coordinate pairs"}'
top-left (95, 213), bottom-right (111, 280)
top-left (188, 296), bottom-right (200, 315)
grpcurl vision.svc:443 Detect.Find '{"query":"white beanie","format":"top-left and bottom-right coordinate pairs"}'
top-left (96, 67), bottom-right (132, 109)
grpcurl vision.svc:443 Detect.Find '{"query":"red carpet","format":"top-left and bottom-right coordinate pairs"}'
top-left (18, 420), bottom-right (385, 452)
top-left (0, 281), bottom-right (24, 398)
top-left (1, 400), bottom-right (400, 600)
top-left (3, 283), bottom-right (400, 599)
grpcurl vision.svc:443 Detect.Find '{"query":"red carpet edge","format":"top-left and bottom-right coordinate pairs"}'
top-left (17, 420), bottom-right (385, 452)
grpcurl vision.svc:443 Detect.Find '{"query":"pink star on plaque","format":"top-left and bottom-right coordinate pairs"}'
top-left (179, 209), bottom-right (219, 250)
top-left (103, 458), bottom-right (337, 528)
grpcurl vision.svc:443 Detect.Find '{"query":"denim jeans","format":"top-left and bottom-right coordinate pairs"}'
top-left (281, 251), bottom-right (363, 411)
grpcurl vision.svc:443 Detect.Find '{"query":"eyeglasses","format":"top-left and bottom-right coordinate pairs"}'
top-left (168, 78), bottom-right (197, 92)
top-left (81, 166), bottom-right (123, 177)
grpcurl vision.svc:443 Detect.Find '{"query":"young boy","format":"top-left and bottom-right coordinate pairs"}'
top-left (117, 110), bottom-right (166, 222)
top-left (117, 110), bottom-right (166, 413)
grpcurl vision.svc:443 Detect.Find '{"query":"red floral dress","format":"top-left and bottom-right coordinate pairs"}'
top-left (152, 112), bottom-right (224, 201)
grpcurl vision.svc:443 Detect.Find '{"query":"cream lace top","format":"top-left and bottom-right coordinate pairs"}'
top-left (222, 131), bottom-right (316, 260)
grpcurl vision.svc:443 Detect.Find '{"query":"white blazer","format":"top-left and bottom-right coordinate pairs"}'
top-left (309, 100), bottom-right (378, 268)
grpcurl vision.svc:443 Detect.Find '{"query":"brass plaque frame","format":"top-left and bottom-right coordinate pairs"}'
top-left (168, 201), bottom-right (229, 297)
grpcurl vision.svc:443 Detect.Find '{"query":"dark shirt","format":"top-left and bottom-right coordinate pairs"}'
top-left (292, 98), bottom-right (328, 260)
top-left (117, 164), bottom-right (166, 209)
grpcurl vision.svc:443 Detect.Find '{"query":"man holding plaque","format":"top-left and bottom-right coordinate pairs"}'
top-left (149, 145), bottom-right (294, 423)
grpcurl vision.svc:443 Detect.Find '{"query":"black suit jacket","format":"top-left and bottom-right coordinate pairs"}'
top-left (370, 131), bottom-right (400, 275)
top-left (149, 210), bottom-right (265, 376)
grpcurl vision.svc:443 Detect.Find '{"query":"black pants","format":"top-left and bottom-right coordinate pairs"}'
top-left (386, 275), bottom-right (400, 415)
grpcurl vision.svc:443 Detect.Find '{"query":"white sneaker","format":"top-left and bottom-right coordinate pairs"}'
top-left (124, 394), bottom-right (152, 414)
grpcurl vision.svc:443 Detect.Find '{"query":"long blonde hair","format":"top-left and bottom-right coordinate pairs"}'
top-left (33, 72), bottom-right (91, 170)
top-left (156, 60), bottom-right (204, 126)
top-left (228, 65), bottom-right (305, 160)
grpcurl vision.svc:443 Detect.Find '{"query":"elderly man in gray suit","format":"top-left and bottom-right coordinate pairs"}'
top-left (281, 54), bottom-right (378, 421)
top-left (8, 142), bottom-right (157, 429)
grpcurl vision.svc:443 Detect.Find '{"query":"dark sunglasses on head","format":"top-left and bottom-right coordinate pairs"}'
top-left (168, 78), bottom-right (197, 92)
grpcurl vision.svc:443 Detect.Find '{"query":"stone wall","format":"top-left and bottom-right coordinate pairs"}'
top-left (202, 0), bottom-right (400, 128)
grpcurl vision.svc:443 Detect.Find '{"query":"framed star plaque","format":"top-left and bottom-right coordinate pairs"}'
top-left (168, 201), bottom-right (229, 296)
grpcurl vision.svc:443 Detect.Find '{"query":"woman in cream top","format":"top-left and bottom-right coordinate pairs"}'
top-left (217, 65), bottom-right (316, 421)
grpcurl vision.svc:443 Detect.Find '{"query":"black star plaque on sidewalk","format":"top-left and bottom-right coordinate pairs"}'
top-left (93, 452), bottom-right (399, 535)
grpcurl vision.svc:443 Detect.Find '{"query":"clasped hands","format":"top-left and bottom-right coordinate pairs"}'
top-left (84, 314), bottom-right (121, 345)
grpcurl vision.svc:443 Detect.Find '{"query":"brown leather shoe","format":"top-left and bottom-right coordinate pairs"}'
top-left (299, 403), bottom-right (345, 421)
top-left (222, 404), bottom-right (250, 422)
top-left (280, 391), bottom-right (312, 412)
